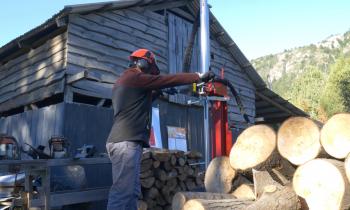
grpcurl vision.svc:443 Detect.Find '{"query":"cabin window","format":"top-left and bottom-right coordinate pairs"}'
top-left (167, 12), bottom-right (200, 74)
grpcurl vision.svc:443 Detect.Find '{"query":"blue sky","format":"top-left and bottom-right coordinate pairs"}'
top-left (1, 0), bottom-right (350, 59)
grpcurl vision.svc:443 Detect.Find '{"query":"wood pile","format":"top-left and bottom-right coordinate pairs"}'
top-left (175, 114), bottom-right (350, 210)
top-left (137, 148), bottom-right (204, 210)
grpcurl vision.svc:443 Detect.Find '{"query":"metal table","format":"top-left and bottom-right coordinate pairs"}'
top-left (0, 158), bottom-right (111, 210)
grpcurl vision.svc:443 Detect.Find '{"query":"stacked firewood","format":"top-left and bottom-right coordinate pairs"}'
top-left (137, 148), bottom-right (204, 210)
top-left (175, 113), bottom-right (350, 210)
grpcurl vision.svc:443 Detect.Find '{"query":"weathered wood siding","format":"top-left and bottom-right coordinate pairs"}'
top-left (167, 12), bottom-right (255, 128)
top-left (168, 12), bottom-right (200, 73)
top-left (0, 33), bottom-right (67, 113)
top-left (0, 103), bottom-right (65, 153)
top-left (211, 39), bottom-right (256, 128)
top-left (66, 8), bottom-right (168, 99)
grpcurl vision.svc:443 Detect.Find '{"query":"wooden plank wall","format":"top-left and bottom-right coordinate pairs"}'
top-left (211, 39), bottom-right (256, 128)
top-left (167, 12), bottom-right (256, 128)
top-left (0, 103), bottom-right (65, 155)
top-left (0, 33), bottom-right (67, 113)
top-left (168, 12), bottom-right (200, 74)
top-left (66, 8), bottom-right (168, 99)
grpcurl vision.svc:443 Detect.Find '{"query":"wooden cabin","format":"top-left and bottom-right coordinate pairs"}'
top-left (0, 0), bottom-right (307, 157)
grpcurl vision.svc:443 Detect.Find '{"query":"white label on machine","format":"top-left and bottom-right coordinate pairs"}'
top-left (167, 126), bottom-right (187, 152)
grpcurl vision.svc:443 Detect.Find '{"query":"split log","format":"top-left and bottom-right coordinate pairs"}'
top-left (253, 169), bottom-right (282, 199)
top-left (183, 199), bottom-right (253, 210)
top-left (167, 169), bottom-right (178, 180)
top-left (184, 165), bottom-right (195, 176)
top-left (231, 175), bottom-right (255, 200)
top-left (320, 113), bottom-right (350, 159)
top-left (162, 161), bottom-right (173, 171)
top-left (204, 156), bottom-right (236, 193)
top-left (277, 117), bottom-right (323, 165)
top-left (154, 169), bottom-right (167, 181)
top-left (153, 160), bottom-right (160, 168)
top-left (178, 157), bottom-right (186, 166)
top-left (229, 125), bottom-right (277, 171)
top-left (195, 176), bottom-right (204, 186)
top-left (152, 150), bottom-right (171, 162)
top-left (141, 159), bottom-right (153, 172)
top-left (185, 151), bottom-right (202, 159)
top-left (143, 187), bottom-right (159, 200)
top-left (185, 179), bottom-right (196, 191)
top-left (245, 185), bottom-right (300, 210)
top-left (154, 179), bottom-right (163, 189)
top-left (170, 155), bottom-right (177, 165)
top-left (140, 169), bottom-right (153, 179)
top-left (137, 200), bottom-right (147, 210)
top-left (166, 178), bottom-right (178, 191)
top-left (293, 158), bottom-right (350, 210)
top-left (232, 184), bottom-right (255, 200)
top-left (156, 194), bottom-right (167, 206)
top-left (142, 150), bottom-right (151, 160)
top-left (172, 192), bottom-right (237, 210)
top-left (140, 177), bottom-right (155, 188)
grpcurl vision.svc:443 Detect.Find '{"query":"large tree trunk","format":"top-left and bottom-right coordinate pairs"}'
top-left (277, 117), bottom-right (324, 165)
top-left (183, 186), bottom-right (299, 210)
top-left (229, 125), bottom-right (277, 171)
top-left (172, 192), bottom-right (237, 210)
top-left (293, 159), bottom-right (350, 210)
top-left (183, 199), bottom-right (253, 210)
top-left (320, 113), bottom-right (350, 159)
top-left (245, 185), bottom-right (300, 210)
top-left (204, 156), bottom-right (236, 193)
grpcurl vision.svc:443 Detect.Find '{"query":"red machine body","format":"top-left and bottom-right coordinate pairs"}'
top-left (206, 70), bottom-right (233, 158)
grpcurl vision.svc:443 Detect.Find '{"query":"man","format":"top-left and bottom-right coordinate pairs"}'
top-left (106, 49), bottom-right (214, 210)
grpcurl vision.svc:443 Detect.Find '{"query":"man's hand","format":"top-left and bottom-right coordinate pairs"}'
top-left (198, 71), bottom-right (215, 83)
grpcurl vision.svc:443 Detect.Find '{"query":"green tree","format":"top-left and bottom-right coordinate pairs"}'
top-left (287, 66), bottom-right (326, 119)
top-left (321, 56), bottom-right (350, 117)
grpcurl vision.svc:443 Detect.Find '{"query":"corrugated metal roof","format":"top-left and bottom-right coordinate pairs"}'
top-left (0, 0), bottom-right (308, 122)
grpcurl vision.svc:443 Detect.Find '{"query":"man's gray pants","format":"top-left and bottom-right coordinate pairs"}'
top-left (106, 141), bottom-right (142, 210)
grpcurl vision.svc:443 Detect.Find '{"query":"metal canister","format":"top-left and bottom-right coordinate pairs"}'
top-left (0, 134), bottom-right (19, 160)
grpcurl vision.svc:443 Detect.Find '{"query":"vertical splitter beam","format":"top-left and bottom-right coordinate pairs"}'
top-left (200, 0), bottom-right (211, 168)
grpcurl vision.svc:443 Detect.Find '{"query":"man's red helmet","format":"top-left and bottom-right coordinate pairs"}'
top-left (129, 49), bottom-right (160, 75)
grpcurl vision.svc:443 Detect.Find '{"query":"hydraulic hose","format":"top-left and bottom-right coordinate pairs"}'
top-left (212, 78), bottom-right (251, 124)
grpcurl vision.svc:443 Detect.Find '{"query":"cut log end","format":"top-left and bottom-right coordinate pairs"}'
top-left (204, 156), bottom-right (236, 193)
top-left (293, 159), bottom-right (350, 210)
top-left (321, 113), bottom-right (350, 159)
top-left (230, 125), bottom-right (277, 171)
top-left (277, 117), bottom-right (322, 165)
top-left (232, 183), bottom-right (255, 200)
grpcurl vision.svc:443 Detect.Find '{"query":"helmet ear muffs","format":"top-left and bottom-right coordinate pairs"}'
top-left (136, 59), bottom-right (150, 73)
